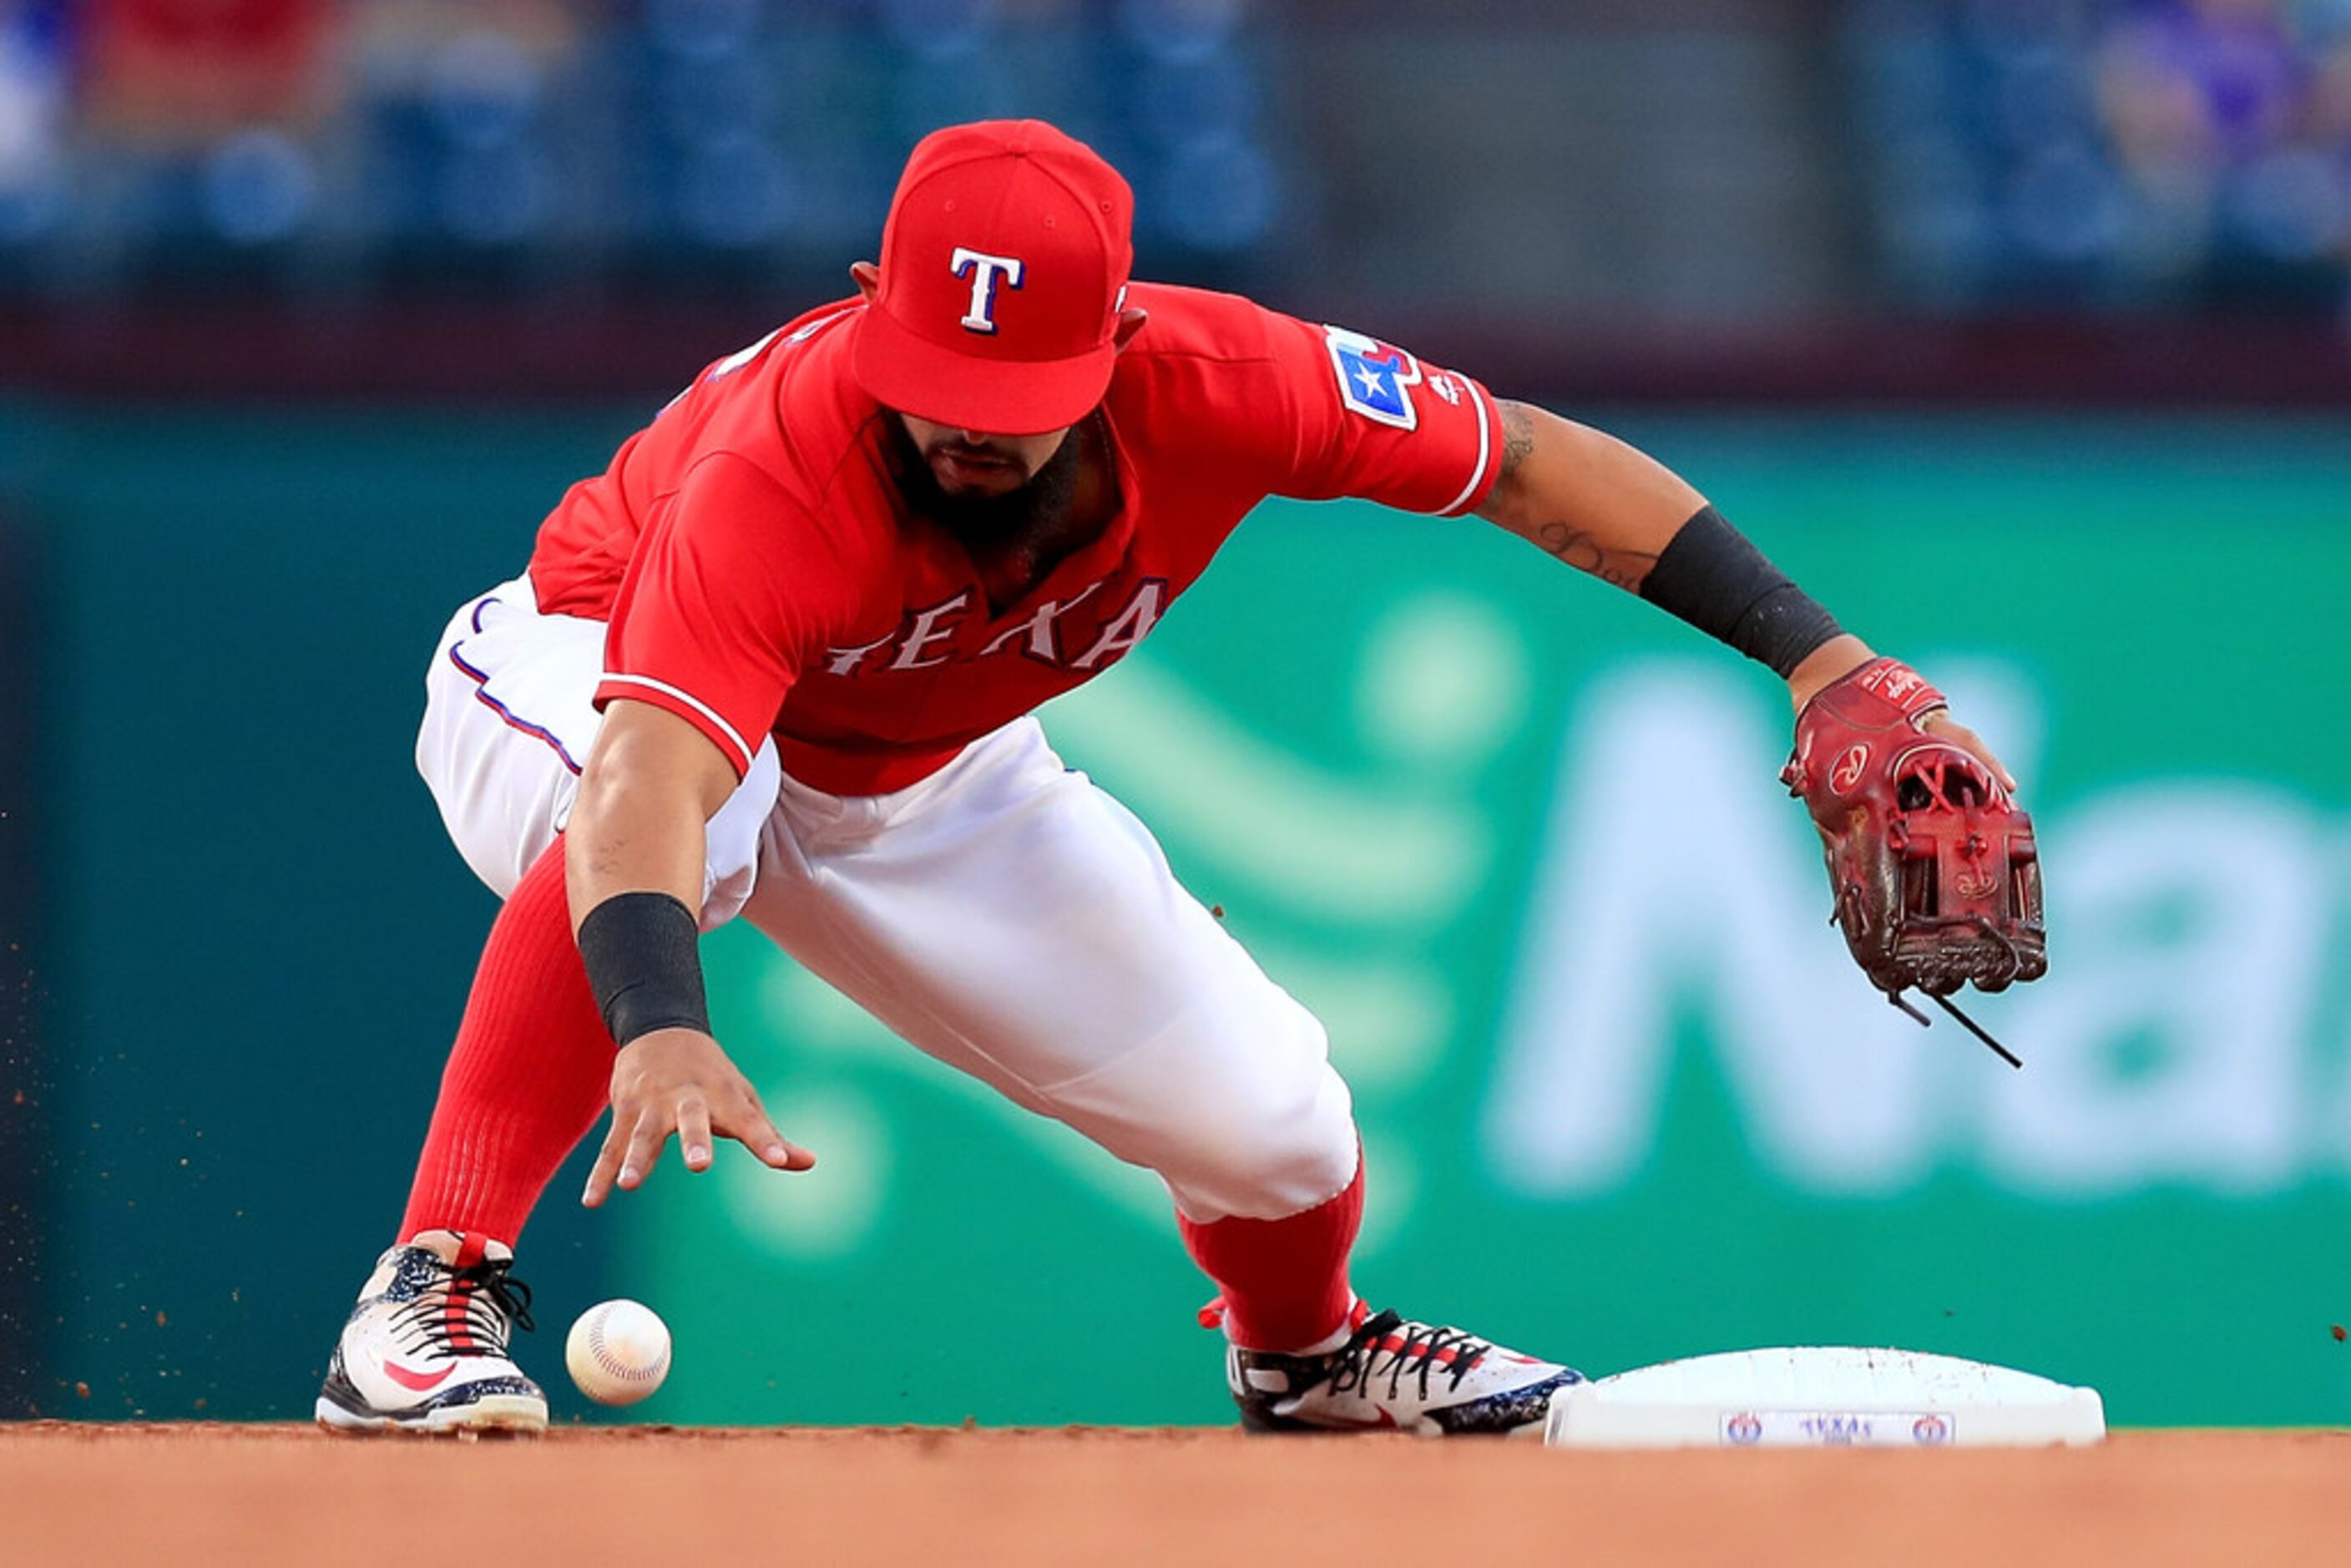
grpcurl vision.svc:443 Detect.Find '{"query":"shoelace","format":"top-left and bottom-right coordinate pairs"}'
top-left (1326, 1309), bottom-right (1491, 1404)
top-left (390, 1255), bottom-right (536, 1362)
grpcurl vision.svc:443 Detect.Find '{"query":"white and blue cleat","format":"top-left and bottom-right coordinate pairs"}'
top-left (316, 1228), bottom-right (548, 1435)
top-left (1223, 1301), bottom-right (1583, 1437)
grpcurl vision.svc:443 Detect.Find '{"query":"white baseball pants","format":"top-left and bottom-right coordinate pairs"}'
top-left (417, 575), bottom-right (1359, 1224)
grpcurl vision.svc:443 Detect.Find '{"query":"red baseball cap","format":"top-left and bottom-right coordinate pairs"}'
top-left (853, 119), bottom-right (1135, 437)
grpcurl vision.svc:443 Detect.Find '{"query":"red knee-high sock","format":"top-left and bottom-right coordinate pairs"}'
top-left (1179, 1154), bottom-right (1365, 1352)
top-left (398, 837), bottom-right (613, 1247)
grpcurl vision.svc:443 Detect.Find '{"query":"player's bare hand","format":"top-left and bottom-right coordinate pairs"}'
top-left (581, 1028), bottom-right (815, 1206)
top-left (1922, 709), bottom-right (2018, 795)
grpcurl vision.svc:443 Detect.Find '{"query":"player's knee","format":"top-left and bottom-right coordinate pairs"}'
top-left (1160, 1059), bottom-right (1358, 1223)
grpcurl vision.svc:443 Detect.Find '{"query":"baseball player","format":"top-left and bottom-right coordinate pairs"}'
top-left (317, 119), bottom-right (2025, 1437)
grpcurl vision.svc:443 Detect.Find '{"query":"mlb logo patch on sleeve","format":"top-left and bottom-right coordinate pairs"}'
top-left (1323, 325), bottom-right (1423, 430)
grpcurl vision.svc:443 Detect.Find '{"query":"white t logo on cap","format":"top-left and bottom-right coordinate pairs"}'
top-left (950, 246), bottom-right (1025, 335)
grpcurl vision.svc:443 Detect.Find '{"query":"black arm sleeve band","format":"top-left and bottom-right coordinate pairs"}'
top-left (575, 891), bottom-right (711, 1048)
top-left (1636, 504), bottom-right (1843, 679)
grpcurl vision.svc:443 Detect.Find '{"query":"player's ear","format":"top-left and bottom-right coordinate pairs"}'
top-left (849, 260), bottom-right (882, 301)
top-left (1111, 306), bottom-right (1150, 352)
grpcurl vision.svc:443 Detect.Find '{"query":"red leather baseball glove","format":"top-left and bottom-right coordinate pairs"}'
top-left (1782, 659), bottom-right (2047, 1022)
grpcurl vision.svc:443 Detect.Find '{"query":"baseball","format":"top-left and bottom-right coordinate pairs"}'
top-left (565, 1298), bottom-right (672, 1406)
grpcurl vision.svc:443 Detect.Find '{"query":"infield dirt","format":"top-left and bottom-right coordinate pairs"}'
top-left (3, 1424), bottom-right (2341, 1565)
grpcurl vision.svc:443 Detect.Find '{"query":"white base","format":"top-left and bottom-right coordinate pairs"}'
top-left (1544, 1346), bottom-right (2106, 1449)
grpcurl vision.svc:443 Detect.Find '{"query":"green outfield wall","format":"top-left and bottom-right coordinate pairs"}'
top-left (8, 406), bottom-right (2348, 1424)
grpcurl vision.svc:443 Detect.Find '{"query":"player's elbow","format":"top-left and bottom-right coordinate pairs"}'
top-left (579, 701), bottom-right (741, 825)
top-left (571, 753), bottom-right (675, 841)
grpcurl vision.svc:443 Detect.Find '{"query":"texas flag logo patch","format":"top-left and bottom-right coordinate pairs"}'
top-left (1323, 325), bottom-right (1423, 431)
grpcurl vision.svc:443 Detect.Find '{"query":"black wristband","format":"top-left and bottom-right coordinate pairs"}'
top-left (1638, 504), bottom-right (1843, 678)
top-left (575, 892), bottom-right (710, 1048)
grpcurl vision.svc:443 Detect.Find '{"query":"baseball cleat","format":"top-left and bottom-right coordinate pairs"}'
top-left (1220, 1299), bottom-right (1582, 1437)
top-left (315, 1228), bottom-right (548, 1435)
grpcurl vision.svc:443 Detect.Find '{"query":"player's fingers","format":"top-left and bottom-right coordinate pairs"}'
top-left (676, 1096), bottom-right (715, 1174)
top-left (615, 1108), bottom-right (671, 1192)
top-left (1924, 712), bottom-right (2017, 793)
top-left (582, 1119), bottom-right (629, 1207)
top-left (718, 1091), bottom-right (815, 1171)
top-left (1955, 729), bottom-right (2017, 794)
top-left (754, 1125), bottom-right (817, 1171)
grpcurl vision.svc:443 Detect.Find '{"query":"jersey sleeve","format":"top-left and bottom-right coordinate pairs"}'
top-left (1250, 306), bottom-right (1506, 517)
top-left (594, 454), bottom-right (861, 779)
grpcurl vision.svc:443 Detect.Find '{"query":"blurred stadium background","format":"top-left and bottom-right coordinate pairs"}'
top-left (2, 0), bottom-right (2347, 1428)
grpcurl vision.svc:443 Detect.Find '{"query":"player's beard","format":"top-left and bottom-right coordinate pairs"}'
top-left (882, 418), bottom-right (1086, 553)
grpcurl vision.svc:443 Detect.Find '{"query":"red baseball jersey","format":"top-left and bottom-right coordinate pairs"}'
top-left (528, 284), bottom-right (1506, 796)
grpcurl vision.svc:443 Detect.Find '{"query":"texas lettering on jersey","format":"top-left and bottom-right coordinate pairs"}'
top-left (820, 580), bottom-right (1165, 680)
top-left (527, 286), bottom-right (1504, 796)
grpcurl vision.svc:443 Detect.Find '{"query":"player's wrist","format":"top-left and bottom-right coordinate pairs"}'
top-left (1638, 505), bottom-right (1844, 680)
top-left (1785, 635), bottom-right (1878, 714)
top-left (575, 891), bottom-right (712, 1047)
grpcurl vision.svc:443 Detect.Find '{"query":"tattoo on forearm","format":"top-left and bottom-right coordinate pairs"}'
top-left (1529, 522), bottom-right (1658, 591)
top-left (1477, 398), bottom-right (1661, 592)
top-left (1474, 402), bottom-right (1538, 520)
top-left (1497, 400), bottom-right (1536, 480)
